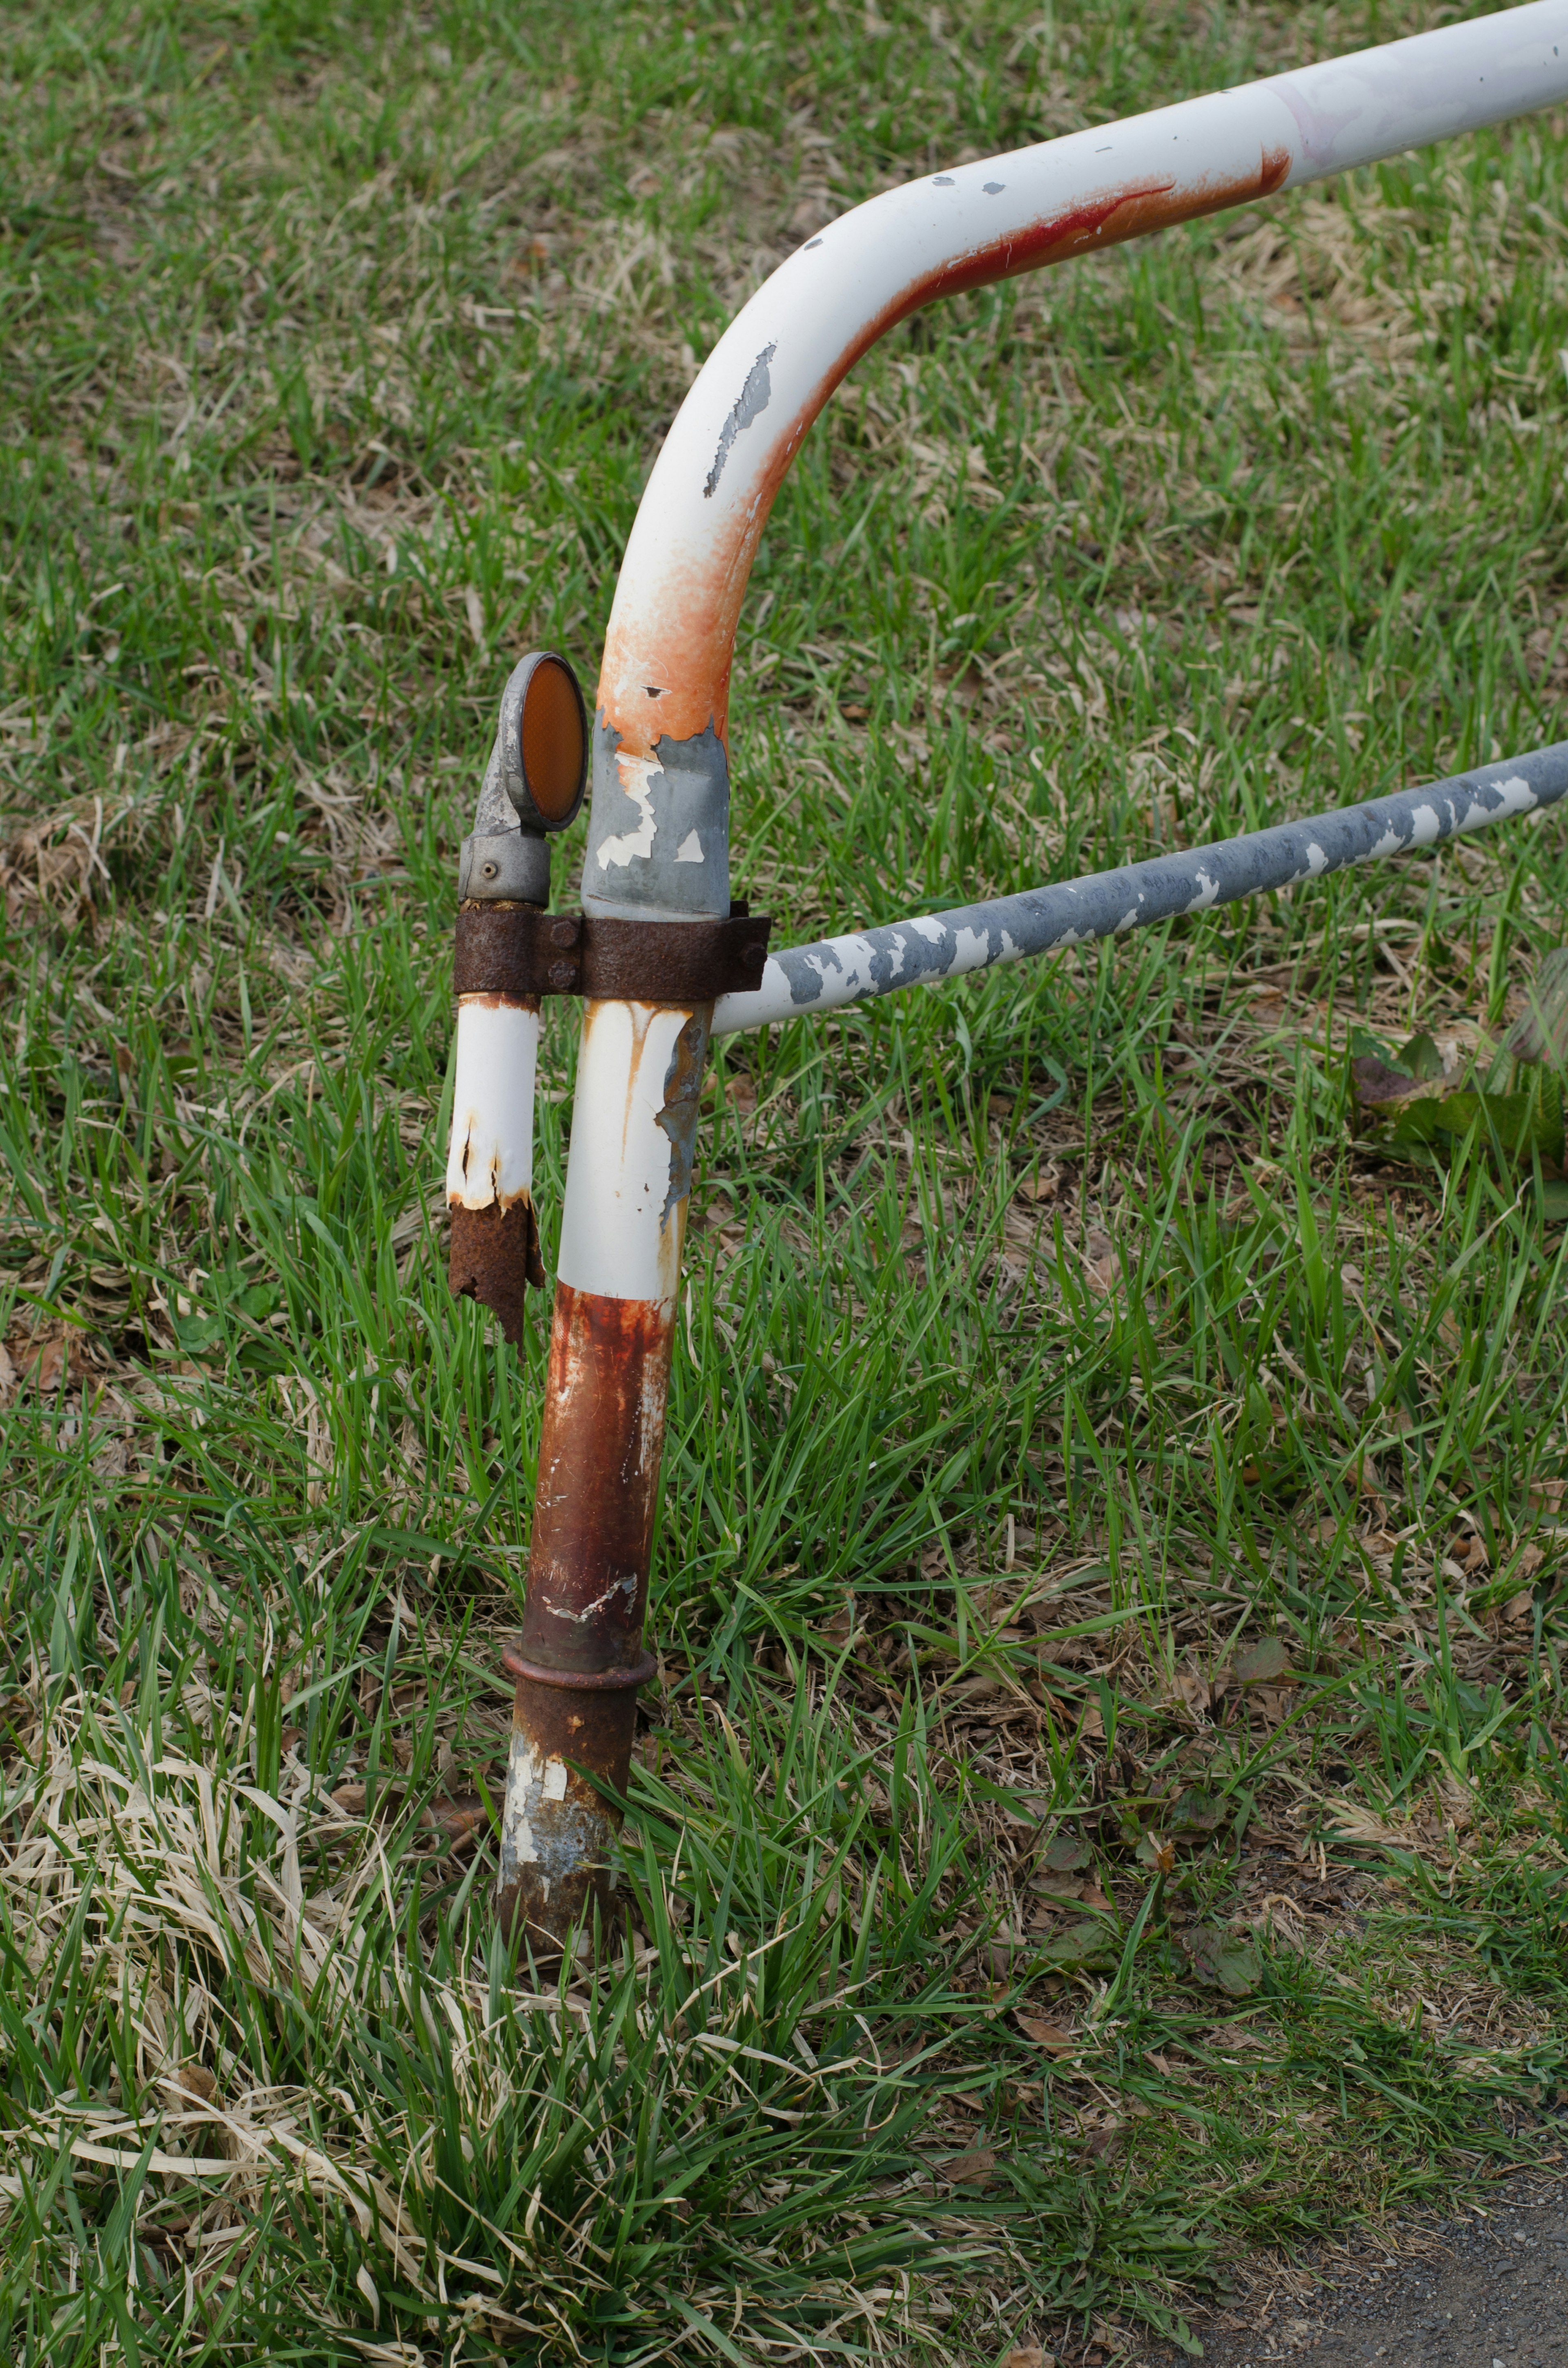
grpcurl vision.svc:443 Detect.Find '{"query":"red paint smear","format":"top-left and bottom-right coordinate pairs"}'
top-left (599, 149), bottom-right (1291, 760)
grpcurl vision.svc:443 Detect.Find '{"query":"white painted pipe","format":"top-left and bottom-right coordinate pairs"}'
top-left (555, 1001), bottom-right (708, 1309)
top-left (592, 0), bottom-right (1568, 795)
top-left (445, 995), bottom-right (539, 1213)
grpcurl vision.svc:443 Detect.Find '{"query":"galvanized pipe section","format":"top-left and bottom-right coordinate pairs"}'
top-left (711, 744), bottom-right (1568, 1037)
top-left (586, 2), bottom-right (1568, 917)
top-left (495, 999), bottom-right (708, 1953)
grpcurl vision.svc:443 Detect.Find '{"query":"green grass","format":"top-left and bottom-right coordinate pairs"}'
top-left (2, 0), bottom-right (1568, 2360)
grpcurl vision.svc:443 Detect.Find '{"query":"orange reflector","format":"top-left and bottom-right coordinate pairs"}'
top-left (521, 656), bottom-right (587, 826)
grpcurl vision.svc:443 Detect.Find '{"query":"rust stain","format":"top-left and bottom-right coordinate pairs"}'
top-left (598, 149), bottom-right (1291, 763)
top-left (456, 990), bottom-right (541, 1012)
top-left (448, 1196), bottom-right (545, 1344)
top-left (495, 1278), bottom-right (679, 1952)
top-left (526, 1281), bottom-right (673, 1673)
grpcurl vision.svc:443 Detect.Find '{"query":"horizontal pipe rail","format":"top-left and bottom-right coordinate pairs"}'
top-left (711, 743), bottom-right (1568, 1037)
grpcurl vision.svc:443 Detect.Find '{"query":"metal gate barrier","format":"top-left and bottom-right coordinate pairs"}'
top-left (443, 2), bottom-right (1568, 1951)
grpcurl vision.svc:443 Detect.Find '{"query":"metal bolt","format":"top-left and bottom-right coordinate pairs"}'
top-left (548, 960), bottom-right (577, 991)
top-left (481, 860), bottom-right (499, 880)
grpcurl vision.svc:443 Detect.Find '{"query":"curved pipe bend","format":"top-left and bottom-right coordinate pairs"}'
top-left (582, 1), bottom-right (1568, 925)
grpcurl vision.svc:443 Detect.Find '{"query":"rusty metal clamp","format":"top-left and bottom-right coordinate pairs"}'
top-left (453, 903), bottom-right (772, 1005)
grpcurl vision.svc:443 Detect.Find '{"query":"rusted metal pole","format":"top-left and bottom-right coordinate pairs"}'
top-left (495, 997), bottom-right (708, 1951)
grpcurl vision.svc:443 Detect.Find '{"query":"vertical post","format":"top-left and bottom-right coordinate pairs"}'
top-left (495, 994), bottom-right (710, 1951)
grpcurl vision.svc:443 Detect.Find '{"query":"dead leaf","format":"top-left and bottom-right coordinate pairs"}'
top-left (1078, 2121), bottom-right (1124, 2167)
top-left (1505, 1590), bottom-right (1535, 1623)
top-left (999, 2347), bottom-right (1055, 2368)
top-left (1178, 1924), bottom-right (1263, 1996)
top-left (1171, 1787), bottom-right (1228, 1835)
top-left (1233, 1636), bottom-right (1295, 1686)
top-left (1015, 2014), bottom-right (1077, 2056)
top-left (1517, 1543), bottom-right (1546, 1580)
top-left (6, 1322), bottom-right (89, 1394)
top-left (1042, 1833), bottom-right (1089, 1873)
top-left (1082, 1228), bottom-right (1121, 1294)
top-left (1136, 1831), bottom-right (1175, 1873)
top-left (1038, 1916), bottom-right (1117, 1969)
top-left (1528, 1478), bottom-right (1566, 1513)
top-left (940, 2147), bottom-right (997, 2185)
top-left (1030, 1871), bottom-right (1088, 1902)
top-left (1166, 1661), bottom-right (1214, 1714)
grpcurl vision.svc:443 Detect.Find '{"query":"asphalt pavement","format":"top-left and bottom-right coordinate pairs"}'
top-left (1149, 2172), bottom-right (1568, 2368)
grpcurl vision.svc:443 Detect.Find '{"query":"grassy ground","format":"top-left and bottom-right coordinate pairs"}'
top-left (2, 0), bottom-right (1568, 2360)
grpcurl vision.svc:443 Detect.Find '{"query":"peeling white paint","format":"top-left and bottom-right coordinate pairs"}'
top-left (1116, 907), bottom-right (1140, 932)
top-left (1184, 870), bottom-right (1220, 913)
top-left (1408, 802), bottom-right (1442, 846)
top-left (675, 829), bottom-right (704, 862)
top-left (1305, 841), bottom-right (1328, 874)
top-left (1368, 825), bottom-right (1403, 857)
top-left (542, 1758), bottom-right (568, 1803)
top-left (951, 925), bottom-right (992, 973)
top-left (547, 1574), bottom-right (639, 1624)
top-left (1470, 774), bottom-right (1537, 825)
top-left (557, 999), bottom-right (704, 1305)
top-left (501, 1733), bottom-right (540, 1866)
top-left (445, 997), bottom-right (539, 1211)
top-left (596, 752), bottom-right (660, 869)
top-left (911, 916), bottom-right (948, 943)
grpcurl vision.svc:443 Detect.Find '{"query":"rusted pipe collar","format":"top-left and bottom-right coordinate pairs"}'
top-left (501, 1643), bottom-right (658, 1692)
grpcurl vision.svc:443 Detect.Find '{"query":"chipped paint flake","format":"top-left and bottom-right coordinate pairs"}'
top-left (596, 752), bottom-right (660, 869)
top-left (704, 342), bottom-right (778, 500)
top-left (542, 1758), bottom-right (568, 1803)
top-left (675, 828), bottom-right (704, 862)
top-left (502, 1734), bottom-right (541, 1866)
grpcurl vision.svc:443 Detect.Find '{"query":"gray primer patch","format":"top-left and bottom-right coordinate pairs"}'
top-left (983, 181), bottom-right (1005, 194)
top-left (583, 713), bottom-right (731, 920)
top-left (704, 343), bottom-right (777, 500)
top-left (655, 1010), bottom-right (709, 1224)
